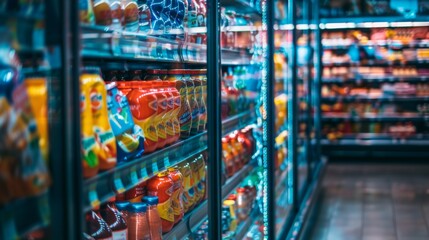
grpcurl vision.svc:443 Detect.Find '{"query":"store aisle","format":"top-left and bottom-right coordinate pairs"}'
top-left (310, 164), bottom-right (429, 240)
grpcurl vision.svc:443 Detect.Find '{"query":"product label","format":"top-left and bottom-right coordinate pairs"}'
top-left (157, 197), bottom-right (174, 222)
top-left (112, 229), bottom-right (128, 240)
top-left (82, 137), bottom-right (98, 168)
top-left (182, 187), bottom-right (195, 209)
top-left (157, 122), bottom-right (166, 140)
top-left (133, 117), bottom-right (158, 143)
top-left (90, 89), bottom-right (103, 113)
top-left (179, 111), bottom-right (191, 131)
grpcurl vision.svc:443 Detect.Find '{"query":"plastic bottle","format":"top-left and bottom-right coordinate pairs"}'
top-left (115, 201), bottom-right (130, 220)
top-left (109, 0), bottom-right (123, 30)
top-left (137, 0), bottom-right (151, 33)
top-left (86, 210), bottom-right (113, 240)
top-left (177, 162), bottom-right (195, 213)
top-left (167, 81), bottom-right (181, 143)
top-left (127, 81), bottom-right (159, 153)
top-left (93, 0), bottom-right (113, 26)
top-left (106, 82), bottom-right (145, 163)
top-left (149, 81), bottom-right (167, 149)
top-left (80, 72), bottom-right (101, 178)
top-left (142, 196), bottom-right (163, 240)
top-left (127, 203), bottom-right (150, 240)
top-left (167, 167), bottom-right (184, 224)
top-left (122, 0), bottom-right (140, 32)
top-left (80, 0), bottom-right (95, 24)
top-left (185, 73), bottom-right (200, 135)
top-left (89, 71), bottom-right (117, 170)
top-left (167, 70), bottom-right (191, 138)
top-left (146, 171), bottom-right (174, 233)
top-left (100, 199), bottom-right (128, 240)
top-left (161, 81), bottom-right (175, 145)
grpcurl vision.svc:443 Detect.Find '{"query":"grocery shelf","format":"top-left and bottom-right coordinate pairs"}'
top-left (323, 59), bottom-right (429, 67)
top-left (322, 76), bottom-right (429, 84)
top-left (322, 96), bottom-right (429, 102)
top-left (320, 16), bottom-right (429, 28)
top-left (83, 111), bottom-right (255, 212)
top-left (323, 39), bottom-right (429, 49)
top-left (163, 151), bottom-right (260, 240)
top-left (321, 138), bottom-right (429, 146)
top-left (322, 114), bottom-right (429, 122)
top-left (0, 192), bottom-right (50, 238)
top-left (81, 24), bottom-right (255, 66)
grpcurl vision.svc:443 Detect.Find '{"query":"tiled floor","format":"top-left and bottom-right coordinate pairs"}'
top-left (310, 164), bottom-right (429, 240)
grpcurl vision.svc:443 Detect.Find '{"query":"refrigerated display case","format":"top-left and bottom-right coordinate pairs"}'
top-left (319, 14), bottom-right (429, 159)
top-left (0, 0), bottom-right (327, 239)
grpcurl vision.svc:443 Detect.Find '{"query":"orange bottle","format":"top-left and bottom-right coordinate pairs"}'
top-left (90, 72), bottom-right (117, 171)
top-left (127, 81), bottom-right (158, 153)
top-left (80, 72), bottom-right (101, 178)
top-left (147, 172), bottom-right (175, 233)
top-left (167, 81), bottom-right (181, 143)
top-left (167, 167), bottom-right (184, 224)
top-left (161, 81), bottom-right (175, 145)
top-left (150, 81), bottom-right (167, 149)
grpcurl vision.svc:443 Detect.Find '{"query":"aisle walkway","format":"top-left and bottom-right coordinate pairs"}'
top-left (310, 164), bottom-right (429, 240)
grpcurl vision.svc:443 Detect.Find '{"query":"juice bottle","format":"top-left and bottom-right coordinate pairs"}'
top-left (115, 201), bottom-right (130, 220)
top-left (100, 199), bottom-right (128, 240)
top-left (127, 81), bottom-right (158, 153)
top-left (190, 158), bottom-right (202, 204)
top-left (125, 181), bottom-right (147, 203)
top-left (93, 0), bottom-right (113, 26)
top-left (167, 167), bottom-right (184, 224)
top-left (80, 73), bottom-right (101, 178)
top-left (109, 0), bottom-right (123, 30)
top-left (185, 72), bottom-right (200, 135)
top-left (191, 71), bottom-right (203, 132)
top-left (146, 172), bottom-right (174, 233)
top-left (127, 203), bottom-right (151, 240)
top-left (222, 137), bottom-right (235, 177)
top-left (149, 81), bottom-right (167, 149)
top-left (178, 161), bottom-right (195, 213)
top-left (141, 196), bottom-right (162, 240)
top-left (162, 81), bottom-right (175, 145)
top-left (80, 0), bottom-right (95, 24)
top-left (106, 82), bottom-right (145, 163)
top-left (137, 0), bottom-right (152, 33)
top-left (168, 81), bottom-right (181, 142)
top-left (168, 70), bottom-right (191, 138)
top-left (89, 72), bottom-right (117, 170)
top-left (122, 0), bottom-right (139, 32)
top-left (196, 154), bottom-right (206, 202)
top-left (86, 209), bottom-right (113, 240)
top-left (25, 78), bottom-right (48, 162)
top-left (198, 71), bottom-right (207, 132)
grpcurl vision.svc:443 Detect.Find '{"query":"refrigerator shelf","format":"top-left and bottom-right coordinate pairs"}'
top-left (163, 152), bottom-right (260, 240)
top-left (322, 115), bottom-right (429, 122)
top-left (322, 96), bottom-right (429, 102)
top-left (323, 59), bottom-right (429, 67)
top-left (82, 111), bottom-right (256, 212)
top-left (327, 133), bottom-right (429, 140)
top-left (321, 138), bottom-right (429, 146)
top-left (322, 76), bottom-right (429, 84)
top-left (0, 192), bottom-right (49, 238)
top-left (81, 25), bottom-right (256, 66)
top-left (323, 40), bottom-right (429, 49)
top-left (320, 16), bottom-right (429, 28)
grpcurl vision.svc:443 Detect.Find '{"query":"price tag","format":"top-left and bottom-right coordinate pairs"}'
top-left (88, 188), bottom-right (100, 208)
top-left (114, 177), bottom-right (125, 194)
top-left (152, 161), bottom-right (159, 174)
top-left (140, 165), bottom-right (148, 181)
top-left (163, 156), bottom-right (170, 168)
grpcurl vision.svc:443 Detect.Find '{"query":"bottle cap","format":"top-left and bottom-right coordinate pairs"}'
top-left (141, 196), bottom-right (159, 205)
top-left (127, 202), bottom-right (148, 213)
top-left (115, 201), bottom-right (130, 211)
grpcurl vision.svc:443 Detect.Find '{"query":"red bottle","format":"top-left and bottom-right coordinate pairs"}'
top-left (86, 209), bottom-right (113, 240)
top-left (146, 172), bottom-right (174, 233)
top-left (100, 199), bottom-right (128, 240)
top-left (149, 81), bottom-right (168, 149)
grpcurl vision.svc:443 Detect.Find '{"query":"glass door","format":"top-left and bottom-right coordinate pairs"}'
top-left (0, 0), bottom-right (70, 238)
top-left (78, 0), bottom-right (211, 238)
top-left (273, 0), bottom-right (294, 238)
top-left (218, 0), bottom-right (268, 238)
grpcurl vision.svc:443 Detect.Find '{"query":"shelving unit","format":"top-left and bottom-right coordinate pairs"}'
top-left (320, 16), bottom-right (429, 157)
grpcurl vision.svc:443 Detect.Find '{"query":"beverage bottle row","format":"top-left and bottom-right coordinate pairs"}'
top-left (222, 126), bottom-right (255, 179)
top-left (79, 0), bottom-right (207, 36)
top-left (80, 68), bottom-right (207, 178)
top-left (0, 47), bottom-right (50, 204)
top-left (86, 154), bottom-right (207, 238)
